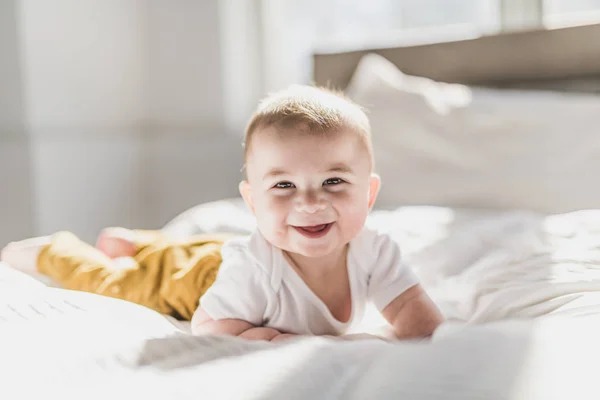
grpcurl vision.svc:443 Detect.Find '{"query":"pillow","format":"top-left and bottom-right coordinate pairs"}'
top-left (161, 198), bottom-right (256, 237)
top-left (346, 53), bottom-right (600, 213)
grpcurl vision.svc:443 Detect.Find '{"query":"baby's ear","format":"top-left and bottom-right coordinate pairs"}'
top-left (368, 173), bottom-right (381, 210)
top-left (239, 181), bottom-right (255, 214)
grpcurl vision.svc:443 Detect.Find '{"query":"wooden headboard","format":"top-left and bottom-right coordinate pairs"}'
top-left (313, 24), bottom-right (600, 93)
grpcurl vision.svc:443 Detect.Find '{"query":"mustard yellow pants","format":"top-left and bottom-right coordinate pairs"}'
top-left (37, 231), bottom-right (236, 320)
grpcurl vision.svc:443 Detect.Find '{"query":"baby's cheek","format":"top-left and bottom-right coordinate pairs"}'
top-left (344, 209), bottom-right (369, 235)
top-left (331, 189), bottom-right (370, 236)
top-left (263, 196), bottom-right (290, 221)
top-left (332, 188), bottom-right (369, 214)
top-left (256, 195), bottom-right (290, 236)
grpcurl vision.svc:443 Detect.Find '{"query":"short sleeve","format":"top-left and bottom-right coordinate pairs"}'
top-left (199, 243), bottom-right (272, 326)
top-left (367, 233), bottom-right (420, 312)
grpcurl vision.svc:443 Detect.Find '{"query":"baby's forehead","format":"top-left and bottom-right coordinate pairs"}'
top-left (249, 126), bottom-right (368, 154)
top-left (245, 127), bottom-right (373, 176)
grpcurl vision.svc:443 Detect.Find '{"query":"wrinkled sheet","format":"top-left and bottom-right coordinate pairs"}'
top-left (1, 268), bottom-right (598, 400)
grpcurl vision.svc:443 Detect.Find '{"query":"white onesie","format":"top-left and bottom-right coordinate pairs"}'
top-left (199, 227), bottom-right (419, 336)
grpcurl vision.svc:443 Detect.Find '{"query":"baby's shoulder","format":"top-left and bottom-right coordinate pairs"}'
top-left (351, 226), bottom-right (398, 257)
top-left (220, 231), bottom-right (280, 287)
top-left (349, 227), bottom-right (401, 272)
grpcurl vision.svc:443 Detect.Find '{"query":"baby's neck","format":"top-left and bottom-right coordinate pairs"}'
top-left (283, 245), bottom-right (348, 279)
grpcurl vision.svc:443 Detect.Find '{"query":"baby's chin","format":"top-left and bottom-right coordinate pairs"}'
top-left (278, 236), bottom-right (343, 258)
top-left (263, 227), bottom-right (350, 258)
top-left (286, 244), bottom-right (337, 258)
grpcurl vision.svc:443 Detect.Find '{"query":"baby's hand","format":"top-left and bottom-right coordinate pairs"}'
top-left (270, 333), bottom-right (298, 342)
top-left (340, 333), bottom-right (390, 342)
top-left (0, 236), bottom-right (51, 273)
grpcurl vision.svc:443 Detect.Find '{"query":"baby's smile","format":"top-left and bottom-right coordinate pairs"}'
top-left (292, 222), bottom-right (335, 238)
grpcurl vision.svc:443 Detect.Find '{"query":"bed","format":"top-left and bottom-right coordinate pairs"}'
top-left (4, 24), bottom-right (600, 399)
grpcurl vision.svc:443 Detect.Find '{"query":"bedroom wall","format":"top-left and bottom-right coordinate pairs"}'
top-left (19, 0), bottom-right (147, 244)
top-left (0, 0), bottom-right (35, 248)
top-left (0, 0), bottom-right (251, 246)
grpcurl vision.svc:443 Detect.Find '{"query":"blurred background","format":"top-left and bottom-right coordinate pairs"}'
top-left (2, 0), bottom-right (600, 246)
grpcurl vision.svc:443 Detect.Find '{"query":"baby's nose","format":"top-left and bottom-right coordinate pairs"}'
top-left (295, 195), bottom-right (327, 214)
top-left (299, 202), bottom-right (326, 214)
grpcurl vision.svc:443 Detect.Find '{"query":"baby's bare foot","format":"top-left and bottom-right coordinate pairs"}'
top-left (96, 227), bottom-right (136, 258)
top-left (1, 236), bottom-right (51, 272)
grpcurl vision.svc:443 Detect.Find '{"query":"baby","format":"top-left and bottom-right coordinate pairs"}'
top-left (191, 85), bottom-right (444, 341)
top-left (1, 85), bottom-right (443, 341)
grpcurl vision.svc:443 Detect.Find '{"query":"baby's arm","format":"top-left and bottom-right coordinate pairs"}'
top-left (381, 284), bottom-right (444, 339)
top-left (192, 310), bottom-right (365, 342)
top-left (366, 232), bottom-right (444, 340)
top-left (191, 307), bottom-right (291, 341)
top-left (192, 307), bottom-right (384, 342)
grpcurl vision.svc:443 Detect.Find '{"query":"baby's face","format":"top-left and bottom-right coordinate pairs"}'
top-left (241, 128), bottom-right (379, 258)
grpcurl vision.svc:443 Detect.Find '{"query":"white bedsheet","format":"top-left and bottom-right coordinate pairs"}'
top-left (1, 268), bottom-right (599, 399)
top-left (375, 207), bottom-right (600, 322)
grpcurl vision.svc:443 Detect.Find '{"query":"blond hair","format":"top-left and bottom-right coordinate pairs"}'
top-left (243, 85), bottom-right (372, 165)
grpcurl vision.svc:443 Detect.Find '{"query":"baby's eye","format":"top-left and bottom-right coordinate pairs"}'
top-left (323, 177), bottom-right (345, 186)
top-left (274, 181), bottom-right (295, 189)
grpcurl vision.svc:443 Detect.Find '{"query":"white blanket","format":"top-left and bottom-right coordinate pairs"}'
top-left (371, 207), bottom-right (600, 322)
top-left (1, 271), bottom-right (598, 399)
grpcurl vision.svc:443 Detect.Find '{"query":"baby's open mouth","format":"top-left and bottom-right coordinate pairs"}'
top-left (293, 223), bottom-right (333, 238)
